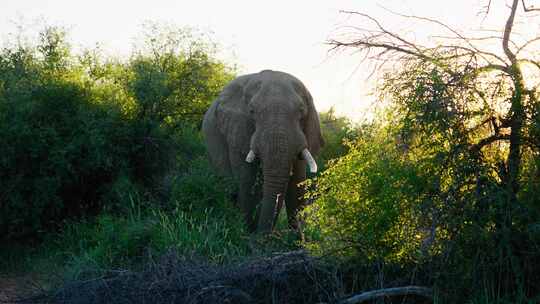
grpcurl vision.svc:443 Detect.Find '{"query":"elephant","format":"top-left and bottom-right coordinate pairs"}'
top-left (202, 70), bottom-right (324, 234)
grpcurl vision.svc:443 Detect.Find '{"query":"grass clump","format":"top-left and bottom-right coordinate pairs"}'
top-left (50, 203), bottom-right (249, 281)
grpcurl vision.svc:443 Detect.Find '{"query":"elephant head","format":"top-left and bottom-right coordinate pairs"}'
top-left (203, 70), bottom-right (324, 233)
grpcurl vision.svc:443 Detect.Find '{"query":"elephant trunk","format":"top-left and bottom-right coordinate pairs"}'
top-left (257, 169), bottom-right (290, 234)
top-left (262, 170), bottom-right (290, 198)
top-left (256, 128), bottom-right (292, 233)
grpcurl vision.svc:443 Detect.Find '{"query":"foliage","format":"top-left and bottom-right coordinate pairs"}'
top-left (53, 202), bottom-right (248, 280)
top-left (119, 23), bottom-right (235, 185)
top-left (381, 58), bottom-right (540, 295)
top-left (304, 120), bottom-right (432, 262)
top-left (317, 108), bottom-right (358, 171)
top-left (0, 25), bottom-right (234, 240)
top-left (127, 29), bottom-right (234, 128)
top-left (0, 138), bottom-right (249, 283)
top-left (318, 2), bottom-right (540, 300)
top-left (170, 156), bottom-right (235, 217)
top-left (0, 31), bottom-right (132, 238)
top-left (305, 59), bottom-right (540, 301)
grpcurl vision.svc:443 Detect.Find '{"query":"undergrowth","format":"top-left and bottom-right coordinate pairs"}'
top-left (44, 204), bottom-right (248, 282)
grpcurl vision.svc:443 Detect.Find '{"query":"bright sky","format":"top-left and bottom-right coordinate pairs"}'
top-left (1, 0), bottom-right (536, 120)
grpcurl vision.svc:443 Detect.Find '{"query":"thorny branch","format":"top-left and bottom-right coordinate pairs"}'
top-left (329, 13), bottom-right (510, 81)
top-left (331, 1), bottom-right (540, 73)
top-left (379, 5), bottom-right (509, 64)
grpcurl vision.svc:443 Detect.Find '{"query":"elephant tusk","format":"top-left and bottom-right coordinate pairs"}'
top-left (302, 148), bottom-right (318, 173)
top-left (245, 150), bottom-right (256, 163)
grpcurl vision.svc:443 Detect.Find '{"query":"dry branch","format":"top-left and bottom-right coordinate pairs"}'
top-left (337, 286), bottom-right (433, 304)
top-left (28, 250), bottom-right (342, 304)
top-left (522, 0), bottom-right (540, 12)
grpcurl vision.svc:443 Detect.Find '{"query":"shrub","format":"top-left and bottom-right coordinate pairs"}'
top-left (304, 127), bottom-right (431, 263)
top-left (0, 25), bottom-right (234, 240)
top-left (169, 157), bottom-right (235, 217)
top-left (317, 108), bottom-right (357, 171)
top-left (0, 69), bottom-right (131, 238)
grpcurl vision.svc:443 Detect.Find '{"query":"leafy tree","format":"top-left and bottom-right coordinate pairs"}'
top-left (0, 25), bottom-right (235, 240)
top-left (127, 22), bottom-right (235, 128)
top-left (307, 1), bottom-right (540, 300)
top-left (0, 36), bottom-right (129, 237)
top-left (122, 24), bottom-right (235, 185)
top-left (329, 1), bottom-right (540, 210)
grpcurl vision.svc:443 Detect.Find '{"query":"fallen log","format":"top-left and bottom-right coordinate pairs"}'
top-left (338, 286), bottom-right (433, 304)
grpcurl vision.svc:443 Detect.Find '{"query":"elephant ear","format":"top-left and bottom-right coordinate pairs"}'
top-left (215, 75), bottom-right (254, 155)
top-left (203, 100), bottom-right (231, 176)
top-left (301, 84), bottom-right (324, 156)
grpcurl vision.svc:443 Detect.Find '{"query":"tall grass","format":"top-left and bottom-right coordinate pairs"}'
top-left (19, 197), bottom-right (248, 283)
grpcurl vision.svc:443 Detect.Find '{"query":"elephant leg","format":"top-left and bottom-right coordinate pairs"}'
top-left (229, 149), bottom-right (259, 232)
top-left (285, 160), bottom-right (307, 234)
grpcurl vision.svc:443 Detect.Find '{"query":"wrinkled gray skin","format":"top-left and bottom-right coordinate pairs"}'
top-left (202, 70), bottom-right (324, 234)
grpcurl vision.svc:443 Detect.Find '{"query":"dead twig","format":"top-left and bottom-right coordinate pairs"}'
top-left (337, 285), bottom-right (433, 304)
top-left (522, 0), bottom-right (540, 12)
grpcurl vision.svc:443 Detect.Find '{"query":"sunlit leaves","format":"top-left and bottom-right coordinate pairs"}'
top-left (304, 126), bottom-right (430, 262)
top-left (127, 23), bottom-right (235, 127)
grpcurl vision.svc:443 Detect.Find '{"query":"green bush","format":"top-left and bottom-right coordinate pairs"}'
top-left (0, 25), bottom-right (234, 240)
top-left (317, 108), bottom-right (357, 171)
top-left (170, 157), bottom-right (235, 216)
top-left (304, 126), bottom-right (431, 262)
top-left (172, 124), bottom-right (208, 171)
top-left (0, 59), bottom-right (132, 238)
